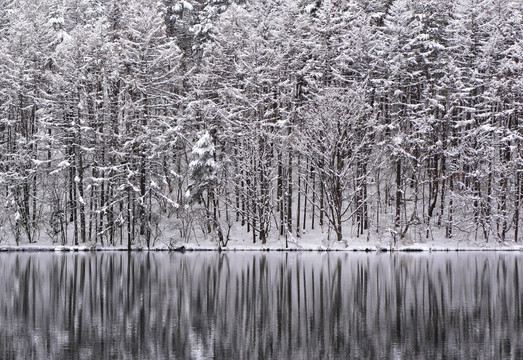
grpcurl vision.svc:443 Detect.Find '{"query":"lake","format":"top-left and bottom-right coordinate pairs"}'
top-left (0, 252), bottom-right (521, 359)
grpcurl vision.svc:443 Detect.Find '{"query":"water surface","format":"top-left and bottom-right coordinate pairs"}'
top-left (0, 252), bottom-right (521, 359)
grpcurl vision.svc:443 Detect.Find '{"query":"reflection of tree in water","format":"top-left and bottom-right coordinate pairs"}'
top-left (0, 253), bottom-right (522, 359)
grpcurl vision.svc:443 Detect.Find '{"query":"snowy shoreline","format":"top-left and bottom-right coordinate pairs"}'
top-left (1, 243), bottom-right (523, 253)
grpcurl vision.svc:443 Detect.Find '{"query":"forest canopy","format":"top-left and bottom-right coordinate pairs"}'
top-left (0, 0), bottom-right (521, 247)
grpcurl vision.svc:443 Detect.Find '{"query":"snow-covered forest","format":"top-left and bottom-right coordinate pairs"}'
top-left (0, 0), bottom-right (521, 247)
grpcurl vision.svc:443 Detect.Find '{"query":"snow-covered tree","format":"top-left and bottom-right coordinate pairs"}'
top-left (188, 130), bottom-right (227, 246)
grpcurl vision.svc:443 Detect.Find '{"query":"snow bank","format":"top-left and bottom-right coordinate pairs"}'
top-left (1, 243), bottom-right (522, 252)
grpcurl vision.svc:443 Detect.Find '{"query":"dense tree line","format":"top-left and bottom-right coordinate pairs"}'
top-left (0, 0), bottom-right (521, 247)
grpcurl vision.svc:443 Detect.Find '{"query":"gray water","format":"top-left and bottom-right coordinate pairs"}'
top-left (0, 252), bottom-right (522, 359)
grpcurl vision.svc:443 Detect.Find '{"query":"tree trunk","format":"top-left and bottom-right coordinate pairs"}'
top-left (127, 186), bottom-right (133, 251)
top-left (438, 130), bottom-right (447, 227)
top-left (311, 164), bottom-right (316, 230)
top-left (296, 154), bottom-right (301, 237)
top-left (303, 158), bottom-right (309, 231)
top-left (287, 149), bottom-right (293, 234)
top-left (515, 171), bottom-right (521, 243)
top-left (395, 159), bottom-right (402, 229)
top-left (278, 149), bottom-right (284, 236)
top-left (446, 177), bottom-right (453, 238)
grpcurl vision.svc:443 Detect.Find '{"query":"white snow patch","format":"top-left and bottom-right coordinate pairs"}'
top-left (57, 160), bottom-right (70, 168)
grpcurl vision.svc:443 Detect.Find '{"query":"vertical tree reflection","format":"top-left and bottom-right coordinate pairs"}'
top-left (0, 252), bottom-right (522, 359)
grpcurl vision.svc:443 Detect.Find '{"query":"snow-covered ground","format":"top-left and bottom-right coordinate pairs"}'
top-left (1, 225), bottom-right (521, 252)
